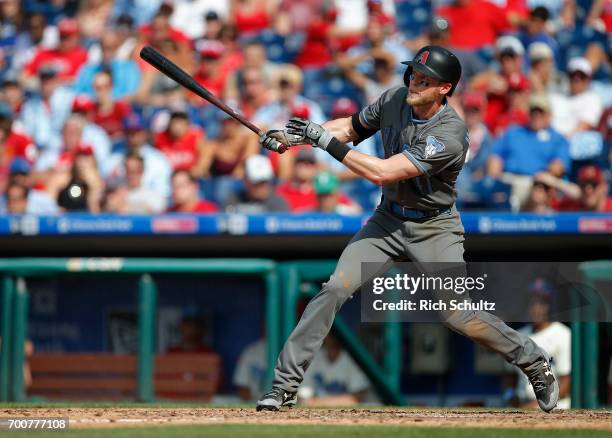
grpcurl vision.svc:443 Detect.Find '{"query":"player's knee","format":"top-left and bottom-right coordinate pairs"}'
top-left (321, 275), bottom-right (355, 304)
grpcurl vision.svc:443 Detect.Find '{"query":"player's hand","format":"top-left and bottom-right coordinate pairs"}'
top-left (267, 129), bottom-right (306, 147)
top-left (259, 132), bottom-right (288, 154)
top-left (286, 117), bottom-right (333, 150)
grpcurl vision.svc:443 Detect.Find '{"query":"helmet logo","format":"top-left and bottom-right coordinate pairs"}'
top-left (416, 50), bottom-right (430, 65)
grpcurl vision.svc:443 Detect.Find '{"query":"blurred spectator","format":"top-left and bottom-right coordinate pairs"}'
top-left (586, 0), bottom-right (612, 33)
top-left (224, 40), bottom-right (276, 104)
top-left (11, 12), bottom-right (55, 74)
top-left (590, 51), bottom-right (612, 108)
top-left (76, 0), bottom-right (114, 43)
top-left (224, 154), bottom-right (289, 213)
top-left (0, 158), bottom-right (58, 215)
top-left (551, 165), bottom-right (612, 212)
top-left (167, 315), bottom-right (216, 353)
top-left (417, 17), bottom-right (487, 86)
top-left (0, 105), bottom-right (37, 167)
top-left (204, 112), bottom-right (257, 179)
top-left (154, 109), bottom-right (207, 175)
top-left (35, 105), bottom-right (111, 173)
top-left (503, 279), bottom-right (571, 409)
top-left (337, 48), bottom-right (402, 105)
top-left (23, 18), bottom-right (87, 83)
top-left (472, 36), bottom-right (526, 132)
top-left (527, 42), bottom-right (561, 94)
top-left (122, 152), bottom-right (166, 213)
top-left (23, 0), bottom-right (79, 24)
top-left (19, 66), bottom-right (74, 151)
top-left (0, 75), bottom-right (24, 115)
top-left (111, 0), bottom-right (163, 27)
top-left (518, 7), bottom-right (560, 64)
top-left (293, 1), bottom-right (340, 69)
top-left (521, 174), bottom-right (557, 213)
top-left (169, 1), bottom-right (228, 40)
top-left (4, 181), bottom-right (28, 214)
top-left (57, 147), bottom-right (104, 213)
top-left (73, 33), bottom-right (142, 100)
top-left (456, 92), bottom-right (495, 196)
top-left (276, 148), bottom-right (319, 212)
top-left (167, 169), bottom-right (218, 213)
top-left (233, 66), bottom-right (271, 119)
top-left (254, 65), bottom-right (325, 130)
top-left (552, 57), bottom-right (604, 138)
top-left (104, 113), bottom-right (172, 198)
top-left (436, 0), bottom-right (514, 51)
top-left (230, 0), bottom-right (274, 38)
top-left (276, 0), bottom-right (327, 34)
top-left (298, 334), bottom-right (370, 406)
top-left (86, 71), bottom-right (133, 145)
top-left (233, 336), bottom-right (267, 401)
top-left (314, 171), bottom-right (362, 215)
top-left (193, 40), bottom-right (227, 98)
top-left (491, 73), bottom-right (530, 136)
top-left (488, 93), bottom-right (569, 209)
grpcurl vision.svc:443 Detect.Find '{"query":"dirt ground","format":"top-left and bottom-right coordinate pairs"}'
top-left (1, 407), bottom-right (611, 430)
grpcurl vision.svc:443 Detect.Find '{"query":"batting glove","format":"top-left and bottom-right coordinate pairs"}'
top-left (285, 117), bottom-right (333, 150)
top-left (259, 133), bottom-right (288, 154)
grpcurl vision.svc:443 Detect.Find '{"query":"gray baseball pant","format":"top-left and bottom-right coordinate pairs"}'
top-left (272, 206), bottom-right (547, 392)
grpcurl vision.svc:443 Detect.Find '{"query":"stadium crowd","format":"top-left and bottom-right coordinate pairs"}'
top-left (0, 0), bottom-right (610, 215)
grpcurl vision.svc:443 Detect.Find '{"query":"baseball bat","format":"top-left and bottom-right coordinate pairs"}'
top-left (139, 46), bottom-right (263, 135)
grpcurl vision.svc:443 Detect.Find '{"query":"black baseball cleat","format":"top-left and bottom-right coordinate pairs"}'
top-left (256, 387), bottom-right (297, 411)
top-left (527, 359), bottom-right (559, 412)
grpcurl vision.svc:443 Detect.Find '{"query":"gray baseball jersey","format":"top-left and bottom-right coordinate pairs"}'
top-left (358, 86), bottom-right (469, 211)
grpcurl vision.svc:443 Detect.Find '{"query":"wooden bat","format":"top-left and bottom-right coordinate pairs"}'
top-left (139, 46), bottom-right (263, 135)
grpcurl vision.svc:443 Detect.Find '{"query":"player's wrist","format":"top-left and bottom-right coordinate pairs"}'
top-left (316, 130), bottom-right (333, 150)
top-left (325, 137), bottom-right (351, 162)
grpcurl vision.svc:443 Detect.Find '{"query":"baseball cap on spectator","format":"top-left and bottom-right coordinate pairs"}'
top-left (577, 165), bottom-right (604, 185)
top-left (75, 144), bottom-right (95, 156)
top-left (205, 10), bottom-right (220, 21)
top-left (428, 16), bottom-right (450, 37)
top-left (291, 103), bottom-right (310, 119)
top-left (245, 155), bottom-right (274, 183)
top-left (496, 35), bottom-right (525, 57)
top-left (331, 98), bottom-right (358, 117)
top-left (123, 113), bottom-right (146, 131)
top-left (2, 72), bottom-right (19, 87)
top-left (528, 42), bottom-right (553, 63)
top-left (295, 148), bottom-right (317, 164)
top-left (9, 158), bottom-right (31, 175)
top-left (58, 18), bottom-right (79, 38)
top-left (530, 6), bottom-right (550, 21)
top-left (528, 277), bottom-right (554, 301)
top-left (507, 73), bottom-right (530, 91)
top-left (38, 66), bottom-right (57, 80)
top-left (462, 91), bottom-right (485, 110)
top-left (198, 40), bottom-right (224, 59)
top-left (313, 171), bottom-right (339, 195)
top-left (567, 57), bottom-right (593, 77)
top-left (72, 95), bottom-right (96, 113)
top-left (528, 93), bottom-right (551, 112)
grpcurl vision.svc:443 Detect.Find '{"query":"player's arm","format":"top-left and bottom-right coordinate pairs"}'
top-left (338, 149), bottom-right (421, 186)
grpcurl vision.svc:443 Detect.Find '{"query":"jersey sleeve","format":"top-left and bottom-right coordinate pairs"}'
top-left (358, 86), bottom-right (402, 131)
top-left (402, 130), bottom-right (467, 177)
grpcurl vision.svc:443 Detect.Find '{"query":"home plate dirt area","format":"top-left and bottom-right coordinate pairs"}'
top-left (1, 407), bottom-right (611, 430)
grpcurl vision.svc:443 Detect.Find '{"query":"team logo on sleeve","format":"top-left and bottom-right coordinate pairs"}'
top-left (425, 135), bottom-right (445, 157)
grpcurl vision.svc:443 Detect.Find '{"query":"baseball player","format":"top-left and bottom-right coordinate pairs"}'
top-left (257, 46), bottom-right (559, 412)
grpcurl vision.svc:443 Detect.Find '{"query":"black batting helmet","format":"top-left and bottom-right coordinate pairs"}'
top-left (402, 45), bottom-right (462, 96)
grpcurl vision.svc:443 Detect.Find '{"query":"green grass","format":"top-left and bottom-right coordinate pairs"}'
top-left (9, 425), bottom-right (612, 438)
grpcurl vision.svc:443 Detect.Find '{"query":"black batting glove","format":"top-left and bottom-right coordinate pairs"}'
top-left (285, 117), bottom-right (333, 150)
top-left (259, 133), bottom-right (288, 154)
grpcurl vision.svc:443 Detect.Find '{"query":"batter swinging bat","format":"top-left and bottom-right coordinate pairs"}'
top-left (139, 46), bottom-right (263, 135)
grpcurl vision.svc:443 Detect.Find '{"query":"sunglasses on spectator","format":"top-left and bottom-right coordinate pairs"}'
top-left (580, 180), bottom-right (599, 189)
top-left (569, 71), bottom-right (589, 80)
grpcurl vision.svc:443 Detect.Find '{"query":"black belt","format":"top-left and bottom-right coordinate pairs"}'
top-left (384, 198), bottom-right (451, 220)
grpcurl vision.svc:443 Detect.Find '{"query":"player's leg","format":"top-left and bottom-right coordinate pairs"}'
top-left (404, 208), bottom-right (559, 412)
top-left (257, 210), bottom-right (403, 410)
